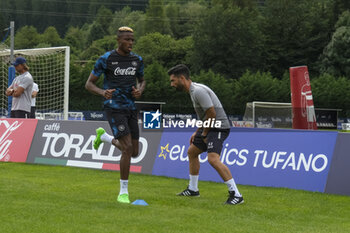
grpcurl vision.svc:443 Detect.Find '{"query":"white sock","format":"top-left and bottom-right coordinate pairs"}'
top-left (225, 178), bottom-right (242, 197)
top-left (119, 179), bottom-right (128, 195)
top-left (101, 132), bottom-right (114, 144)
top-left (189, 175), bottom-right (199, 192)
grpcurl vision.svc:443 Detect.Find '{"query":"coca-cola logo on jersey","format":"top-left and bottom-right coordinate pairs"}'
top-left (0, 120), bottom-right (23, 160)
top-left (114, 67), bottom-right (136, 76)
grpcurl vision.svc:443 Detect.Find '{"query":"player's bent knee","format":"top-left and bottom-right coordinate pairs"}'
top-left (187, 145), bottom-right (202, 158)
top-left (187, 149), bottom-right (199, 159)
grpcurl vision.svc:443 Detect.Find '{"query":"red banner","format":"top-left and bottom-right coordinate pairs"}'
top-left (289, 66), bottom-right (317, 130)
top-left (0, 119), bottom-right (38, 162)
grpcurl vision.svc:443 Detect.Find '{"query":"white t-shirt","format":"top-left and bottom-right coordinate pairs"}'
top-left (9, 71), bottom-right (33, 112)
top-left (31, 82), bottom-right (39, 107)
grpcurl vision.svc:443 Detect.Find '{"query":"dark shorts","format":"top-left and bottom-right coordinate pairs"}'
top-left (193, 128), bottom-right (230, 155)
top-left (10, 110), bottom-right (30, 118)
top-left (29, 107), bottom-right (36, 119)
top-left (105, 108), bottom-right (139, 140)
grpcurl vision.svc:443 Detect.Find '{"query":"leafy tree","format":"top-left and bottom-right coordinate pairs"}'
top-left (14, 26), bottom-right (41, 49)
top-left (81, 35), bottom-right (117, 61)
top-left (165, 1), bottom-right (206, 39)
top-left (335, 10), bottom-right (350, 28)
top-left (40, 26), bottom-right (63, 47)
top-left (87, 6), bottom-right (113, 44)
top-left (69, 60), bottom-right (104, 110)
top-left (144, 0), bottom-right (171, 35)
top-left (191, 5), bottom-right (264, 78)
top-left (142, 62), bottom-right (189, 113)
top-left (87, 23), bottom-right (106, 44)
top-left (211, 0), bottom-right (257, 9)
top-left (134, 32), bottom-right (193, 68)
top-left (332, 0), bottom-right (350, 22)
top-left (164, 3), bottom-right (181, 38)
top-left (319, 26), bottom-right (350, 77)
top-left (0, 0), bottom-right (13, 25)
top-left (66, 0), bottom-right (93, 29)
top-left (311, 73), bottom-right (350, 116)
top-left (0, 14), bottom-right (8, 32)
top-left (79, 23), bottom-right (92, 49)
top-left (64, 26), bottom-right (86, 55)
top-left (95, 6), bottom-right (113, 32)
top-left (262, 0), bottom-right (335, 77)
top-left (108, 7), bottom-right (146, 39)
top-left (0, 16), bottom-right (9, 46)
top-left (13, 0), bottom-right (32, 30)
top-left (30, 0), bottom-right (69, 34)
top-left (142, 62), bottom-right (172, 103)
top-left (319, 11), bottom-right (350, 77)
top-left (34, 42), bottom-right (52, 49)
top-left (232, 71), bottom-right (288, 114)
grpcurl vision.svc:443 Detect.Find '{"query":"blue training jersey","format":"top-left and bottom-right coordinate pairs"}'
top-left (92, 50), bottom-right (144, 110)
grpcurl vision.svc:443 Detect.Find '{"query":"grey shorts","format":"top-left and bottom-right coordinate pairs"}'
top-left (192, 128), bottom-right (230, 154)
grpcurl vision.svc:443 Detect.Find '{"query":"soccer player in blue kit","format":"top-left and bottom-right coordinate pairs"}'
top-left (85, 26), bottom-right (146, 204)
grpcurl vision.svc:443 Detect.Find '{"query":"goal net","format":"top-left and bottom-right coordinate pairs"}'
top-left (243, 101), bottom-right (292, 128)
top-left (0, 46), bottom-right (70, 119)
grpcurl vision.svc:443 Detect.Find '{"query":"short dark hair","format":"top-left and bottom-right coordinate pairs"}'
top-left (117, 26), bottom-right (134, 38)
top-left (167, 64), bottom-right (190, 80)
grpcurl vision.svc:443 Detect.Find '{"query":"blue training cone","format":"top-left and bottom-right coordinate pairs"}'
top-left (132, 199), bottom-right (149, 206)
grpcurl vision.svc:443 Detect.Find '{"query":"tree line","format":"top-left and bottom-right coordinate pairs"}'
top-left (2, 0), bottom-right (350, 116)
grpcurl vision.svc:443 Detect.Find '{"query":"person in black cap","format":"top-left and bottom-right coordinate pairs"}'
top-left (5, 57), bottom-right (34, 118)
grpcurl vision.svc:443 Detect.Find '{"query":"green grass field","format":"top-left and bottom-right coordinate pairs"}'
top-left (1, 162), bottom-right (349, 233)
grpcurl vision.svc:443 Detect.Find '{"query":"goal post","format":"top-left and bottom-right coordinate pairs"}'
top-left (0, 46), bottom-right (70, 119)
top-left (243, 101), bottom-right (292, 128)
